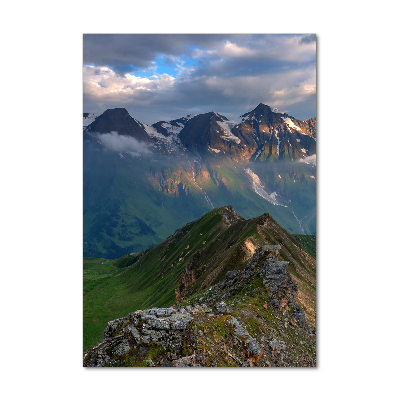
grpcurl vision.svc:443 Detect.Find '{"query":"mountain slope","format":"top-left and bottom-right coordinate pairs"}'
top-left (83, 104), bottom-right (316, 258)
top-left (84, 242), bottom-right (316, 367)
top-left (85, 108), bottom-right (151, 142)
top-left (83, 141), bottom-right (316, 257)
top-left (83, 206), bottom-right (316, 352)
top-left (231, 103), bottom-right (316, 162)
top-left (166, 103), bottom-right (316, 161)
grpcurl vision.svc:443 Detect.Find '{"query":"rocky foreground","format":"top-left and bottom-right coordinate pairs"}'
top-left (83, 246), bottom-right (316, 367)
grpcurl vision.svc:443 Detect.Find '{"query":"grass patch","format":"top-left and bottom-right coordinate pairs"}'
top-left (292, 234), bottom-right (316, 258)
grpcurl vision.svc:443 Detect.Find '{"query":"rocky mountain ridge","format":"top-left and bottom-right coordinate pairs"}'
top-left (83, 206), bottom-right (316, 353)
top-left (83, 244), bottom-right (316, 367)
top-left (84, 103), bottom-right (316, 162)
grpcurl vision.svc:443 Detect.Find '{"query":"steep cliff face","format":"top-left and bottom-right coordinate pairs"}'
top-left (83, 246), bottom-right (316, 367)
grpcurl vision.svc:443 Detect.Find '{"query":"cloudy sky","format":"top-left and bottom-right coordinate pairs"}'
top-left (83, 34), bottom-right (316, 124)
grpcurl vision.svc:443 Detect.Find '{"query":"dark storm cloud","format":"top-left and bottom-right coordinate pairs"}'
top-left (299, 34), bottom-right (316, 44)
top-left (83, 34), bottom-right (316, 123)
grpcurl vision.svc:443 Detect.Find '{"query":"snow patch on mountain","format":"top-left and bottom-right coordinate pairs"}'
top-left (161, 122), bottom-right (184, 135)
top-left (208, 147), bottom-right (220, 153)
top-left (281, 117), bottom-right (301, 131)
top-left (271, 107), bottom-right (285, 114)
top-left (245, 168), bottom-right (284, 206)
top-left (143, 124), bottom-right (166, 140)
top-left (254, 149), bottom-right (262, 160)
top-left (216, 121), bottom-right (241, 144)
top-left (275, 130), bottom-right (280, 157)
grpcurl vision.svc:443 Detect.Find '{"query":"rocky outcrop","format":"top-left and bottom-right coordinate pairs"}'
top-left (213, 301), bottom-right (230, 314)
top-left (175, 264), bottom-right (196, 297)
top-left (84, 246), bottom-right (316, 367)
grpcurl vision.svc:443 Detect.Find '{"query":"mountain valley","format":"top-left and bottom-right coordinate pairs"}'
top-left (83, 103), bottom-right (316, 259)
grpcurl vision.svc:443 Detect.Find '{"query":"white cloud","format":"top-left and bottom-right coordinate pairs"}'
top-left (200, 66), bottom-right (315, 108)
top-left (206, 35), bottom-right (316, 64)
top-left (83, 65), bottom-right (175, 107)
top-left (83, 35), bottom-right (316, 122)
top-left (221, 41), bottom-right (256, 57)
top-left (95, 131), bottom-right (152, 157)
top-left (192, 48), bottom-right (204, 58)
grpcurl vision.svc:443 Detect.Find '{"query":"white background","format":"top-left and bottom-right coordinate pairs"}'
top-left (1, 1), bottom-right (399, 399)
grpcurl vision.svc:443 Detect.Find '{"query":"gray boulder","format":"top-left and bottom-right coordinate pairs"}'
top-left (213, 301), bottom-right (230, 314)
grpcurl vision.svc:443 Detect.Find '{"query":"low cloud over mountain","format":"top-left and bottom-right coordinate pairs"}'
top-left (96, 132), bottom-right (152, 157)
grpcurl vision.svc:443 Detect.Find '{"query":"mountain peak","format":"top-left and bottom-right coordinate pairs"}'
top-left (106, 107), bottom-right (128, 112)
top-left (102, 107), bottom-right (130, 116)
top-left (85, 107), bottom-right (151, 141)
top-left (257, 102), bottom-right (272, 109)
top-left (254, 103), bottom-right (286, 115)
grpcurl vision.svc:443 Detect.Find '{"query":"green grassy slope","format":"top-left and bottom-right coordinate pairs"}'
top-left (84, 140), bottom-right (316, 259)
top-left (293, 234), bottom-right (316, 259)
top-left (83, 206), bottom-right (316, 353)
top-left (83, 208), bottom-right (230, 351)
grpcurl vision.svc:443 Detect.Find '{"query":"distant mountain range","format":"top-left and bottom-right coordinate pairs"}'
top-left (83, 104), bottom-right (316, 258)
top-left (85, 103), bottom-right (316, 161)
